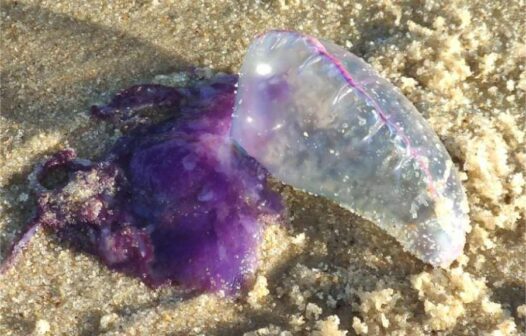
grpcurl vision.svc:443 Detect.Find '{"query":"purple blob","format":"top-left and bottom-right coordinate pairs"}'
top-left (3, 74), bottom-right (282, 294)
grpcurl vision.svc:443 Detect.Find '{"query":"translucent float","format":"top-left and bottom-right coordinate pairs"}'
top-left (232, 30), bottom-right (470, 267)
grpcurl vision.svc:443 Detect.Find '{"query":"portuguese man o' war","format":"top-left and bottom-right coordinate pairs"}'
top-left (232, 30), bottom-right (470, 267)
top-left (1, 31), bottom-right (470, 295)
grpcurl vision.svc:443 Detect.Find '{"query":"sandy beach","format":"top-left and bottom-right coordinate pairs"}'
top-left (1, 1), bottom-right (525, 335)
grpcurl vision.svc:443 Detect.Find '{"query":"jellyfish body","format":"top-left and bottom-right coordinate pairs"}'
top-left (2, 32), bottom-right (472, 295)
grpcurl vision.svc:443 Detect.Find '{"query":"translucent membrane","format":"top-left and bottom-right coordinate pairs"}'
top-left (232, 30), bottom-right (470, 267)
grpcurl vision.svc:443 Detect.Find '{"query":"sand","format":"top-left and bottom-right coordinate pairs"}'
top-left (0, 0), bottom-right (525, 335)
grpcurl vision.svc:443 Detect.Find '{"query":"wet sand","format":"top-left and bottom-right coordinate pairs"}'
top-left (1, 1), bottom-right (525, 335)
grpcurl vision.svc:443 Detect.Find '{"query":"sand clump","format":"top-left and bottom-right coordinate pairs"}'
top-left (1, 0), bottom-right (525, 335)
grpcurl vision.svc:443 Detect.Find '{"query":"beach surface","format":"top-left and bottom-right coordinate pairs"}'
top-left (0, 1), bottom-right (525, 335)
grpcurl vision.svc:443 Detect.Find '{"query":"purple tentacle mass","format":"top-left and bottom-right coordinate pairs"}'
top-left (3, 74), bottom-right (282, 294)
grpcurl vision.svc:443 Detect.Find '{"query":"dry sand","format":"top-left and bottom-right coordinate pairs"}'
top-left (0, 0), bottom-right (525, 335)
